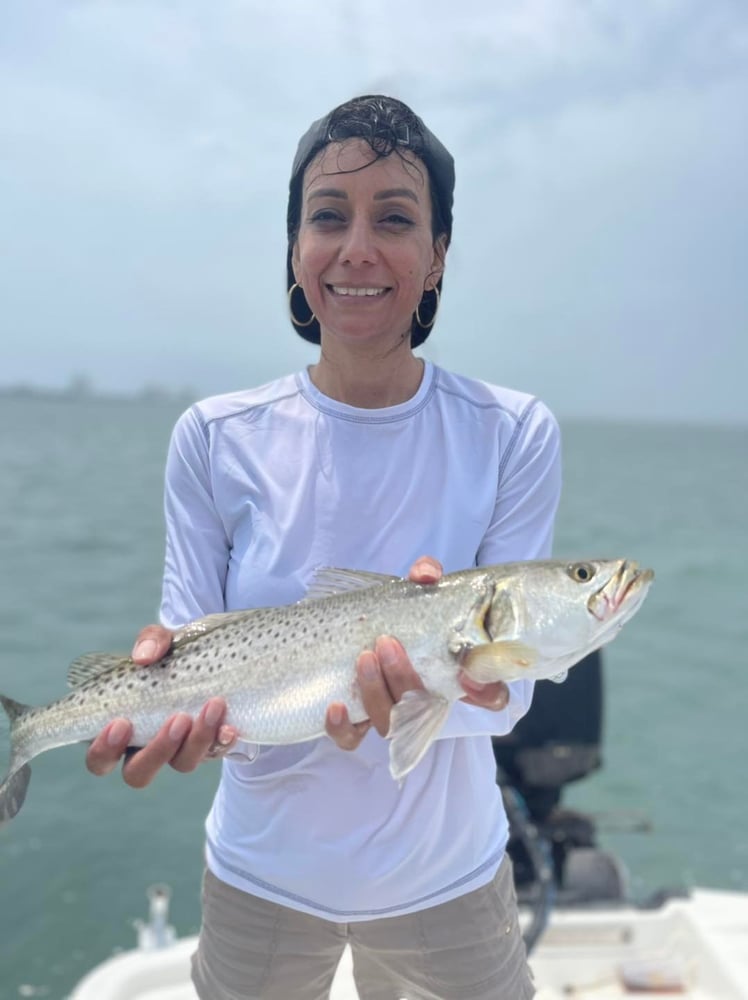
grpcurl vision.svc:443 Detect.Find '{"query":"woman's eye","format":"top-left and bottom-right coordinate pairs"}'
top-left (309, 210), bottom-right (344, 224)
top-left (381, 213), bottom-right (413, 226)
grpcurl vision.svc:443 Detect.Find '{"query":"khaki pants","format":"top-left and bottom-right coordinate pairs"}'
top-left (192, 857), bottom-right (535, 999)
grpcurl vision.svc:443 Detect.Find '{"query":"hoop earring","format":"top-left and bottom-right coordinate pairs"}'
top-left (288, 283), bottom-right (316, 328)
top-left (415, 285), bottom-right (440, 329)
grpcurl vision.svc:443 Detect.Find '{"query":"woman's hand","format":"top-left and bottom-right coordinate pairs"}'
top-left (325, 556), bottom-right (509, 753)
top-left (85, 625), bottom-right (239, 788)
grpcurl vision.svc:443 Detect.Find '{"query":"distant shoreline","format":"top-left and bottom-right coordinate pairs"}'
top-left (0, 383), bottom-right (746, 430)
top-left (0, 383), bottom-right (196, 405)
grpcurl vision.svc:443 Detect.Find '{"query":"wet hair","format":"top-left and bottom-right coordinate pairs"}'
top-left (286, 95), bottom-right (455, 347)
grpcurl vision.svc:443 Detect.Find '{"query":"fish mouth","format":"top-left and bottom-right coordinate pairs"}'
top-left (589, 560), bottom-right (655, 623)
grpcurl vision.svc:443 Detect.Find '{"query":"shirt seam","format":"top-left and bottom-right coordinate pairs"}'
top-left (296, 370), bottom-right (438, 425)
top-left (433, 379), bottom-right (528, 418)
top-left (497, 396), bottom-right (540, 489)
top-left (207, 842), bottom-right (506, 918)
top-left (196, 386), bottom-right (304, 431)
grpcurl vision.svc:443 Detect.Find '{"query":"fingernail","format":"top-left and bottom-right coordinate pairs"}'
top-left (169, 715), bottom-right (191, 741)
top-left (217, 726), bottom-right (235, 747)
top-left (376, 636), bottom-right (399, 668)
top-left (328, 705), bottom-right (343, 726)
top-left (203, 700), bottom-right (223, 728)
top-left (359, 652), bottom-right (379, 681)
top-left (415, 560), bottom-right (438, 580)
top-left (493, 688), bottom-right (509, 709)
top-left (133, 639), bottom-right (157, 661)
top-left (107, 719), bottom-right (130, 746)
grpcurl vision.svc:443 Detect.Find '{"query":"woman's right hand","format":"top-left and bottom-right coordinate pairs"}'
top-left (85, 625), bottom-right (239, 788)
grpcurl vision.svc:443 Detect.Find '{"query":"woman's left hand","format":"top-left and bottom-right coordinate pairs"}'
top-left (325, 556), bottom-right (509, 752)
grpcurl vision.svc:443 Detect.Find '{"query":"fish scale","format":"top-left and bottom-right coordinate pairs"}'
top-left (0, 558), bottom-right (653, 826)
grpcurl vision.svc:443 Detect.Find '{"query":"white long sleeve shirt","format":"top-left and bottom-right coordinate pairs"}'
top-left (160, 361), bottom-right (562, 920)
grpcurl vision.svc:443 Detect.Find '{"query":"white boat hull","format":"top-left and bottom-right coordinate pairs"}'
top-left (70, 888), bottom-right (748, 1000)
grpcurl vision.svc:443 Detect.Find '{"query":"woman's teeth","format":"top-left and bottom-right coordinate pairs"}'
top-left (329, 286), bottom-right (387, 297)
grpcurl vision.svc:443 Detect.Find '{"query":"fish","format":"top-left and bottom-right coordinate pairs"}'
top-left (0, 558), bottom-right (653, 825)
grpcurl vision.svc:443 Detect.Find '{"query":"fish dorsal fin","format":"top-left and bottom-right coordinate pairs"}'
top-left (303, 568), bottom-right (398, 602)
top-left (172, 610), bottom-right (251, 647)
top-left (68, 653), bottom-right (131, 688)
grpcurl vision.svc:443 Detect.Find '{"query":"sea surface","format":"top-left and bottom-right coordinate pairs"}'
top-left (0, 394), bottom-right (746, 999)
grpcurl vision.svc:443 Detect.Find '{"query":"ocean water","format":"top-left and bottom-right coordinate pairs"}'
top-left (0, 394), bottom-right (746, 999)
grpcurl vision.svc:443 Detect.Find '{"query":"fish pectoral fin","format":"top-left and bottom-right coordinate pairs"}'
top-left (302, 567), bottom-right (399, 601)
top-left (386, 690), bottom-right (451, 781)
top-left (67, 653), bottom-right (131, 688)
top-left (461, 641), bottom-right (538, 684)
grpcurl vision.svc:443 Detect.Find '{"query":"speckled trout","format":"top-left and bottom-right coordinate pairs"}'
top-left (0, 558), bottom-right (653, 824)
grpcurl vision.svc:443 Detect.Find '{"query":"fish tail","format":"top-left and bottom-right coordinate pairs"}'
top-left (0, 695), bottom-right (33, 826)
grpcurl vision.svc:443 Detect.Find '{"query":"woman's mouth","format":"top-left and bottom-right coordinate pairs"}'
top-left (327, 285), bottom-right (389, 298)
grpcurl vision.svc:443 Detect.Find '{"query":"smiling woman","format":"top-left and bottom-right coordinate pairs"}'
top-left (84, 93), bottom-right (560, 1000)
top-left (290, 140), bottom-right (446, 396)
top-left (285, 96), bottom-right (454, 349)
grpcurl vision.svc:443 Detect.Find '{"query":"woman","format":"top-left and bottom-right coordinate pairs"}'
top-left (87, 95), bottom-right (560, 999)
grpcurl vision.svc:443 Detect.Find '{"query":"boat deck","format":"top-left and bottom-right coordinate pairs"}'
top-left (70, 889), bottom-right (748, 999)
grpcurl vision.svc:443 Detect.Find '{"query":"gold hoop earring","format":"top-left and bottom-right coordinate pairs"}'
top-left (415, 285), bottom-right (440, 329)
top-left (288, 283), bottom-right (316, 327)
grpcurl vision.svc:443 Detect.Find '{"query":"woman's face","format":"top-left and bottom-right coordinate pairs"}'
top-left (292, 139), bottom-right (446, 349)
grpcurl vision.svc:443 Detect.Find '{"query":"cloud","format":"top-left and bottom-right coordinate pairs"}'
top-left (0, 0), bottom-right (746, 421)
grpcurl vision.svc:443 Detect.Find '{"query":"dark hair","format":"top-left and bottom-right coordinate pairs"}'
top-left (286, 95), bottom-right (455, 348)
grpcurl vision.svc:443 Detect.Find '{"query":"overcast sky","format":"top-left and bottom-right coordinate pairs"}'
top-left (1, 0), bottom-right (746, 423)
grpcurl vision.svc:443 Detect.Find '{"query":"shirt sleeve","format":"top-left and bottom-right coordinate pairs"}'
top-left (438, 398), bottom-right (562, 739)
top-left (159, 406), bottom-right (231, 629)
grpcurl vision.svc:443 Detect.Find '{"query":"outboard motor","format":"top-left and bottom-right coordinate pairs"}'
top-left (493, 650), bottom-right (627, 912)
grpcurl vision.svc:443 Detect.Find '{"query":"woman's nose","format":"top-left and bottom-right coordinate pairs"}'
top-left (339, 218), bottom-right (378, 266)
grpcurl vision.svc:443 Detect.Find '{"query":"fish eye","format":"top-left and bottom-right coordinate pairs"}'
top-left (567, 562), bottom-right (596, 583)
